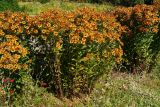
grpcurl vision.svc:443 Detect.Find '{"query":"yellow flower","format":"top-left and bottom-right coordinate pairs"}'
top-left (54, 31), bottom-right (58, 36)
top-left (0, 30), bottom-right (5, 36)
top-left (42, 29), bottom-right (47, 34)
top-left (22, 21), bottom-right (26, 25)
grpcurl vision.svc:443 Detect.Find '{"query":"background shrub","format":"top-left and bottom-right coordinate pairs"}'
top-left (113, 4), bottom-right (160, 73)
top-left (18, 0), bottom-right (50, 3)
top-left (61, 0), bottom-right (145, 6)
top-left (0, 0), bottom-right (22, 11)
top-left (150, 7), bottom-right (160, 78)
top-left (120, 0), bottom-right (144, 6)
top-left (36, 0), bottom-right (50, 4)
top-left (62, 0), bottom-right (153, 6)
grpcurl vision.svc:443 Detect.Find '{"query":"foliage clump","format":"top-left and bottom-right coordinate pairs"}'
top-left (18, 0), bottom-right (50, 4)
top-left (0, 3), bottom-right (160, 105)
top-left (0, 7), bottom-right (123, 101)
top-left (113, 4), bottom-right (160, 73)
top-left (0, 0), bottom-right (22, 11)
top-left (63, 0), bottom-right (153, 6)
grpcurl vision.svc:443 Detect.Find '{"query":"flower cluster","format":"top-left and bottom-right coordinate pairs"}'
top-left (39, 7), bottom-right (123, 61)
top-left (154, 0), bottom-right (160, 10)
top-left (113, 7), bottom-right (132, 25)
top-left (114, 4), bottom-right (160, 35)
top-left (133, 5), bottom-right (159, 33)
top-left (0, 12), bottom-right (31, 71)
top-left (0, 34), bottom-right (29, 71)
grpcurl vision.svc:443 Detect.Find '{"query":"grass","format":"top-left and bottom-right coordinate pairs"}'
top-left (69, 72), bottom-right (160, 107)
top-left (18, 0), bottom-right (114, 15)
top-left (7, 72), bottom-right (160, 107)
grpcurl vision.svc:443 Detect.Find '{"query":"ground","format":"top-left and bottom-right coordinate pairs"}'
top-left (11, 72), bottom-right (160, 107)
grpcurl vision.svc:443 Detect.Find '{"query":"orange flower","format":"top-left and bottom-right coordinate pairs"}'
top-left (152, 28), bottom-right (158, 33)
top-left (33, 29), bottom-right (38, 34)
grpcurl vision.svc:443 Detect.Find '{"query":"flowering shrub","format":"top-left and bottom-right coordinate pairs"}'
top-left (0, 34), bottom-right (30, 102)
top-left (0, 8), bottom-right (123, 98)
top-left (1, 4), bottom-right (160, 101)
top-left (1, 3), bottom-right (160, 103)
top-left (150, 3), bottom-right (160, 78)
top-left (113, 4), bottom-right (160, 73)
top-left (0, 12), bottom-right (31, 104)
top-left (35, 7), bottom-right (123, 97)
top-left (0, 35), bottom-right (29, 70)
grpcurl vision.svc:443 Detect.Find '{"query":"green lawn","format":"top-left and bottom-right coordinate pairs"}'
top-left (10, 72), bottom-right (160, 107)
top-left (84, 73), bottom-right (160, 107)
top-left (19, 0), bottom-right (114, 15)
